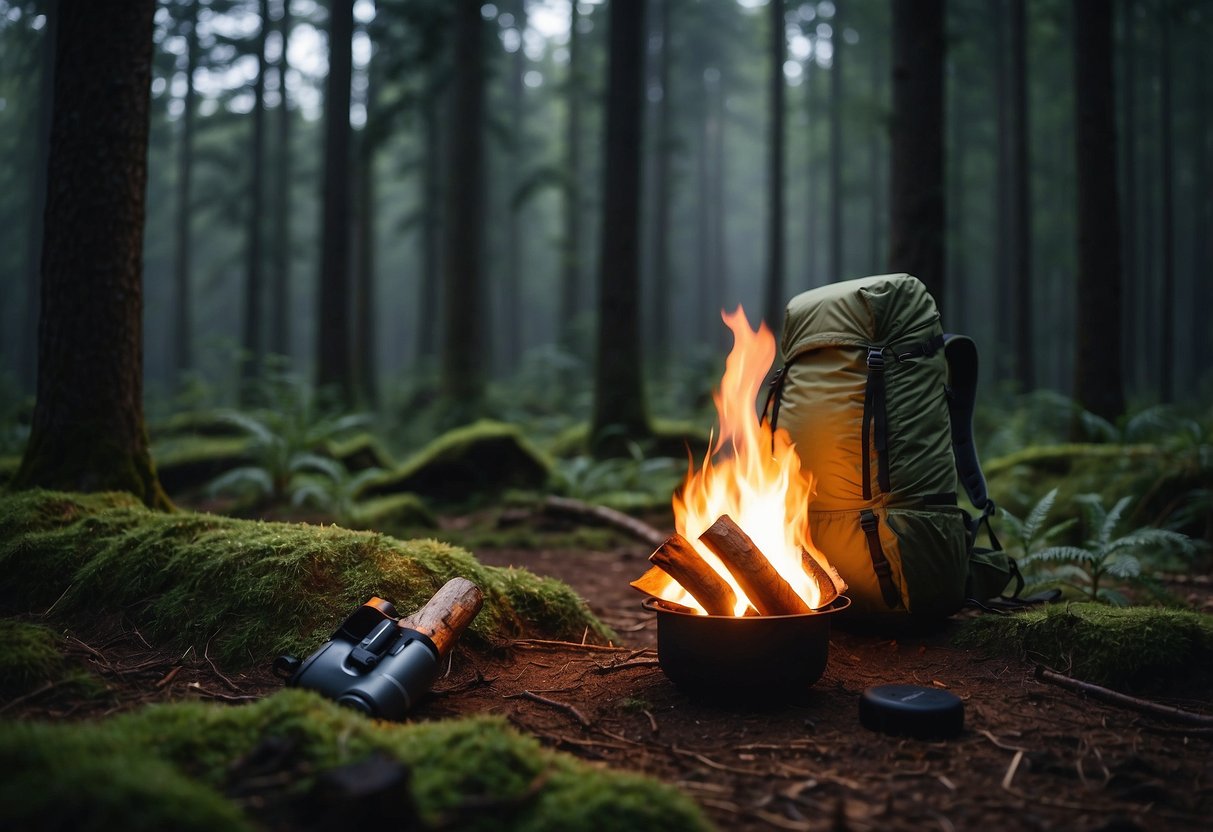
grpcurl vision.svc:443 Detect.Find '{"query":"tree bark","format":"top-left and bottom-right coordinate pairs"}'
top-left (1071, 0), bottom-right (1126, 424)
top-left (992, 0), bottom-right (1011, 364)
top-left (20, 0), bottom-right (57, 393)
top-left (1157, 5), bottom-right (1174, 403)
top-left (1118, 0), bottom-right (1139, 393)
top-left (439, 0), bottom-right (487, 411)
top-left (13, 0), bottom-right (169, 509)
top-left (1009, 0), bottom-right (1033, 390)
top-left (501, 0), bottom-right (527, 372)
top-left (887, 0), bottom-right (945, 306)
top-left (559, 2), bottom-right (584, 359)
top-left (591, 0), bottom-right (651, 453)
top-left (867, 20), bottom-right (883, 276)
top-left (803, 42), bottom-right (817, 288)
top-left (270, 0), bottom-right (293, 359)
top-left (173, 0), bottom-right (198, 381)
top-left (241, 0), bottom-right (270, 399)
top-left (763, 0), bottom-right (786, 335)
top-left (829, 0), bottom-right (843, 282)
top-left (353, 31), bottom-right (379, 407)
top-left (416, 68), bottom-right (442, 363)
top-left (317, 0), bottom-right (356, 403)
top-left (650, 0), bottom-right (673, 370)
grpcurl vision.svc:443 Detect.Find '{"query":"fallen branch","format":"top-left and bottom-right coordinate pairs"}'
top-left (1036, 666), bottom-right (1213, 726)
top-left (542, 495), bottom-right (666, 547)
top-left (508, 638), bottom-right (625, 652)
top-left (505, 690), bottom-right (591, 728)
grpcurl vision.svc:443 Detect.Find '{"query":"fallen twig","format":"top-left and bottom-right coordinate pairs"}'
top-left (542, 495), bottom-right (667, 547)
top-left (595, 658), bottom-right (662, 674)
top-left (642, 708), bottom-right (659, 733)
top-left (1036, 666), bottom-right (1213, 726)
top-left (155, 666), bottom-right (183, 689)
top-left (509, 638), bottom-right (624, 652)
top-left (505, 690), bottom-right (591, 728)
top-left (1000, 749), bottom-right (1024, 792)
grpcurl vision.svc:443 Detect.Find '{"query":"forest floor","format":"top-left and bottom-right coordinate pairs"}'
top-left (8, 505), bottom-right (1213, 832)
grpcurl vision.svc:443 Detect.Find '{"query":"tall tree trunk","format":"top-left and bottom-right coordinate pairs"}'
top-left (241, 0), bottom-right (270, 398)
top-left (828, 1), bottom-right (843, 282)
top-left (868, 21), bottom-right (883, 276)
top-left (13, 0), bottom-right (169, 509)
top-left (1071, 0), bottom-right (1126, 423)
top-left (650, 0), bottom-right (673, 370)
top-left (948, 53), bottom-right (968, 330)
top-left (353, 32), bottom-right (378, 407)
top-left (710, 72), bottom-right (728, 320)
top-left (1157, 5), bottom-right (1174, 403)
top-left (416, 73), bottom-right (442, 363)
top-left (991, 0), bottom-right (1011, 363)
top-left (270, 0), bottom-right (293, 359)
top-left (804, 42), bottom-right (817, 288)
top-left (1008, 0), bottom-right (1033, 390)
top-left (763, 0), bottom-right (786, 334)
top-left (1118, 0), bottom-right (1139, 392)
top-left (501, 0), bottom-right (527, 372)
top-left (173, 0), bottom-right (198, 382)
top-left (695, 74), bottom-right (713, 345)
top-left (316, 0), bottom-right (355, 402)
top-left (591, 0), bottom-right (650, 452)
top-left (20, 0), bottom-right (56, 393)
top-left (559, 2), bottom-right (584, 357)
top-left (887, 0), bottom-right (945, 306)
top-left (1193, 10), bottom-right (1211, 370)
top-left (440, 0), bottom-right (486, 410)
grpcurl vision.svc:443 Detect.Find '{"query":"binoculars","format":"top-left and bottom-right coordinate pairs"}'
top-left (274, 579), bottom-right (483, 721)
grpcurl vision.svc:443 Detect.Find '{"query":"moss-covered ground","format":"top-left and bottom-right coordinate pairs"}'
top-left (0, 490), bottom-right (613, 665)
top-left (0, 690), bottom-right (711, 832)
top-left (956, 602), bottom-right (1213, 689)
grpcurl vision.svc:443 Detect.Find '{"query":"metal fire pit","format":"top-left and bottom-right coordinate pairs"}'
top-left (642, 595), bottom-right (851, 699)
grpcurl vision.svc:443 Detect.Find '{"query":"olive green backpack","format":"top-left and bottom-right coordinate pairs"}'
top-left (765, 274), bottom-right (1020, 617)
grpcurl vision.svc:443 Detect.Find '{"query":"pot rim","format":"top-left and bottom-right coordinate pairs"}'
top-left (641, 594), bottom-right (851, 619)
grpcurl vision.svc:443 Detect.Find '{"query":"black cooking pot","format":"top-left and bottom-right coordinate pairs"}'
top-left (642, 595), bottom-right (850, 699)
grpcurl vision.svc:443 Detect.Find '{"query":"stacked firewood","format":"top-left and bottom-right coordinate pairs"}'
top-left (631, 514), bottom-right (841, 616)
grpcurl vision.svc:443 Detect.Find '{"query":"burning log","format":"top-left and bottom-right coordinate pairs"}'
top-left (800, 549), bottom-right (841, 609)
top-left (646, 533), bottom-right (739, 616)
top-left (396, 578), bottom-right (484, 658)
top-left (699, 515), bottom-right (812, 616)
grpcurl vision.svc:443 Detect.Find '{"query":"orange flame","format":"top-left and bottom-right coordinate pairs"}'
top-left (657, 307), bottom-right (836, 615)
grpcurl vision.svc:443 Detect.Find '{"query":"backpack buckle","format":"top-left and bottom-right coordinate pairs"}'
top-left (866, 348), bottom-right (886, 371)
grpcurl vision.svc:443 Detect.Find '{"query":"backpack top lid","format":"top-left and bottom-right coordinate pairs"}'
top-left (781, 273), bottom-right (941, 358)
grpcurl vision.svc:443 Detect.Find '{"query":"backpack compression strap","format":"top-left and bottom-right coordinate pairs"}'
top-left (942, 335), bottom-right (993, 516)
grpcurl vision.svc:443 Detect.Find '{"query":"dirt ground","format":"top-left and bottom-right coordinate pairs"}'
top-left (8, 511), bottom-right (1213, 832)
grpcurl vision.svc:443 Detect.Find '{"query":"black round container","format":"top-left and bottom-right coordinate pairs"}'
top-left (642, 595), bottom-right (850, 699)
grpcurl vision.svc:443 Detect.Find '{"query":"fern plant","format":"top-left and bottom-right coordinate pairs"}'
top-left (288, 455), bottom-right (385, 525)
top-left (1020, 493), bottom-right (1205, 605)
top-left (998, 487), bottom-right (1076, 559)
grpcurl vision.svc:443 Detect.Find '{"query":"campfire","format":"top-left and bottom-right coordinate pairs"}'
top-left (632, 308), bottom-right (846, 616)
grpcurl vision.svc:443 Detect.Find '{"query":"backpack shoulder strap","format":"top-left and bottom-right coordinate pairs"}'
top-left (942, 334), bottom-right (992, 513)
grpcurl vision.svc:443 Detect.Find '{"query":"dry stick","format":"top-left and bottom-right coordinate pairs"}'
top-left (595, 658), bottom-right (662, 674)
top-left (397, 577), bottom-right (484, 659)
top-left (646, 533), bottom-right (738, 615)
top-left (799, 549), bottom-right (840, 609)
top-left (542, 495), bottom-right (667, 547)
top-left (700, 515), bottom-right (811, 615)
top-left (1036, 666), bottom-right (1213, 726)
top-left (509, 639), bottom-right (627, 652)
top-left (505, 690), bottom-right (591, 728)
top-left (155, 666), bottom-right (183, 689)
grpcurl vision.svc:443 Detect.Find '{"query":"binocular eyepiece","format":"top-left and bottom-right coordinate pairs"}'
top-left (275, 580), bottom-right (483, 721)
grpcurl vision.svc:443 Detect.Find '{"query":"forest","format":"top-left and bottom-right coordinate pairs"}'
top-left (0, 0), bottom-right (1211, 830)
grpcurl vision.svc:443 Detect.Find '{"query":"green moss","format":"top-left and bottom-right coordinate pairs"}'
top-left (0, 490), bottom-right (613, 665)
top-left (0, 456), bottom-right (18, 487)
top-left (151, 410), bottom-right (248, 440)
top-left (12, 426), bottom-right (171, 511)
top-left (0, 620), bottom-right (65, 697)
top-left (363, 421), bottom-right (553, 504)
top-left (352, 493), bottom-right (438, 531)
top-left (547, 420), bottom-right (709, 460)
top-left (0, 691), bottom-right (710, 832)
top-left (151, 436), bottom-right (254, 495)
top-left (321, 433), bottom-right (394, 472)
top-left (956, 603), bottom-right (1213, 689)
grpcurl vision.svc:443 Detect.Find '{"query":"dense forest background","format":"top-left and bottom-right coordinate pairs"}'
top-left (0, 0), bottom-right (1209, 446)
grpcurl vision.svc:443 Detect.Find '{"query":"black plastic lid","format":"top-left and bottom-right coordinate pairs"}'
top-left (859, 684), bottom-right (964, 740)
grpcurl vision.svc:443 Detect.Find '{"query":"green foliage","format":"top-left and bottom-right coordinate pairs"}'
top-left (0, 490), bottom-right (613, 665)
top-left (554, 450), bottom-right (683, 512)
top-left (957, 603), bottom-right (1213, 689)
top-left (363, 421), bottom-right (553, 506)
top-left (0, 619), bottom-right (64, 697)
top-left (1018, 493), bottom-right (1205, 605)
top-left (0, 691), bottom-right (711, 832)
top-left (997, 487), bottom-right (1076, 558)
top-left (287, 454), bottom-right (386, 526)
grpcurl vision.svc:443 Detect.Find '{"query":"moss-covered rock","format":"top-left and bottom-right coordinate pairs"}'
top-left (0, 620), bottom-right (66, 697)
top-left (151, 410), bottom-right (249, 440)
top-left (547, 420), bottom-right (710, 461)
top-left (321, 433), bottom-right (394, 472)
top-left (985, 443), bottom-right (1211, 540)
top-left (0, 490), bottom-right (612, 665)
top-left (956, 603), bottom-right (1213, 690)
top-left (152, 436), bottom-right (254, 495)
top-left (363, 421), bottom-right (553, 504)
top-left (0, 690), bottom-right (710, 832)
top-left (352, 493), bottom-right (438, 531)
